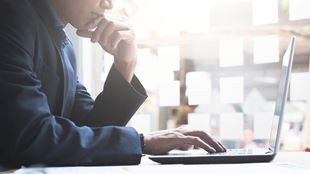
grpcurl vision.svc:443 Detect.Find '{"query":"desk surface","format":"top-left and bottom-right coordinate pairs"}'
top-left (273, 152), bottom-right (310, 165)
top-left (5, 151), bottom-right (310, 174)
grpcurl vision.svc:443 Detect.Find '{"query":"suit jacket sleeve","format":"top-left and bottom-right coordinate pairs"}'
top-left (70, 65), bottom-right (148, 127)
top-left (0, 3), bottom-right (143, 167)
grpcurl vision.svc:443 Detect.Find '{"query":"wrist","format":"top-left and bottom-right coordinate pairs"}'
top-left (114, 58), bottom-right (137, 70)
top-left (139, 133), bottom-right (146, 154)
top-left (113, 59), bottom-right (137, 82)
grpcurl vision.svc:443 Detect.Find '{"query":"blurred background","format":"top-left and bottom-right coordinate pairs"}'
top-left (65, 0), bottom-right (310, 151)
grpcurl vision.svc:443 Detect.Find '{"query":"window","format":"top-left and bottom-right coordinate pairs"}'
top-left (159, 81), bottom-right (180, 106)
top-left (219, 39), bottom-right (244, 67)
top-left (188, 113), bottom-right (210, 132)
top-left (220, 113), bottom-right (244, 140)
top-left (220, 77), bottom-right (244, 104)
top-left (186, 71), bottom-right (212, 105)
top-left (158, 46), bottom-right (180, 71)
top-left (74, 0), bottom-right (310, 151)
top-left (252, 0), bottom-right (278, 25)
top-left (289, 0), bottom-right (310, 20)
top-left (290, 73), bottom-right (310, 101)
top-left (254, 35), bottom-right (279, 64)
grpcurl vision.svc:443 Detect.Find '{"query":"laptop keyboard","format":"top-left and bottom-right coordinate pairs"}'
top-left (208, 148), bottom-right (254, 156)
top-left (167, 148), bottom-right (258, 156)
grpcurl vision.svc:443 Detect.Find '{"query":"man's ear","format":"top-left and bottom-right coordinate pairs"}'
top-left (101, 0), bottom-right (114, 10)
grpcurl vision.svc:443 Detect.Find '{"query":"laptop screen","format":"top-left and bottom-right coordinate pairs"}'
top-left (269, 36), bottom-right (295, 152)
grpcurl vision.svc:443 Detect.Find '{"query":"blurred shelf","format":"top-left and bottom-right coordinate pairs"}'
top-left (137, 25), bottom-right (310, 47)
top-left (136, 25), bottom-right (310, 59)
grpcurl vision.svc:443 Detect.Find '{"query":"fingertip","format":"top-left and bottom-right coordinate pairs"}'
top-left (218, 142), bottom-right (227, 152)
top-left (219, 147), bottom-right (226, 152)
top-left (202, 144), bottom-right (216, 153)
top-left (215, 143), bottom-right (225, 152)
top-left (209, 147), bottom-right (216, 153)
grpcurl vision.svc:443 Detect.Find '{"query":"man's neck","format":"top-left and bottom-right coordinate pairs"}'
top-left (50, 0), bottom-right (68, 26)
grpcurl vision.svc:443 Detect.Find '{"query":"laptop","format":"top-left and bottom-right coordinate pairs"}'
top-left (149, 36), bottom-right (296, 164)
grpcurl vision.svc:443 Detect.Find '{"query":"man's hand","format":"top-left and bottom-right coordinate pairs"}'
top-left (143, 127), bottom-right (226, 155)
top-left (76, 17), bottom-right (137, 82)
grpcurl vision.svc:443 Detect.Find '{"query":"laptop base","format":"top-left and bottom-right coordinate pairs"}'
top-left (149, 154), bottom-right (276, 164)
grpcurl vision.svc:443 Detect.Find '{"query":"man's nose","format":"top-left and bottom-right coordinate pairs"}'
top-left (101, 0), bottom-right (114, 10)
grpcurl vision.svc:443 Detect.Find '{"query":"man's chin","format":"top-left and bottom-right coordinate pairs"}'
top-left (70, 22), bottom-right (90, 30)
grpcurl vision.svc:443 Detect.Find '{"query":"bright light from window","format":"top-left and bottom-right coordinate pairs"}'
top-left (253, 113), bottom-right (274, 139)
top-left (102, 52), bottom-right (114, 83)
top-left (131, 0), bottom-right (210, 39)
top-left (159, 81), bottom-right (180, 106)
top-left (220, 76), bottom-right (244, 103)
top-left (81, 39), bottom-right (93, 94)
top-left (254, 35), bottom-right (279, 64)
top-left (186, 71), bottom-right (212, 105)
top-left (182, 0), bottom-right (210, 34)
top-left (252, 0), bottom-right (278, 25)
top-left (219, 39), bottom-right (244, 67)
top-left (290, 73), bottom-right (310, 101)
top-left (158, 46), bottom-right (180, 71)
top-left (130, 114), bottom-right (152, 133)
top-left (289, 0), bottom-right (310, 20)
top-left (188, 113), bottom-right (210, 131)
top-left (135, 48), bottom-right (159, 90)
top-left (220, 113), bottom-right (244, 140)
top-left (159, 71), bottom-right (175, 85)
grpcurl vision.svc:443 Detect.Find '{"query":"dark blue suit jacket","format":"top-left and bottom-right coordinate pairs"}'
top-left (0, 0), bottom-right (147, 167)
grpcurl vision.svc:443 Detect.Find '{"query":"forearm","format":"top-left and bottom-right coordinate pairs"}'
top-left (71, 65), bottom-right (147, 127)
top-left (13, 117), bottom-right (143, 166)
top-left (114, 58), bottom-right (137, 83)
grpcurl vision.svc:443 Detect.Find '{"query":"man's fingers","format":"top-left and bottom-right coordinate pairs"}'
top-left (218, 141), bottom-right (227, 152)
top-left (185, 131), bottom-right (226, 152)
top-left (91, 19), bottom-right (109, 43)
top-left (86, 15), bottom-right (104, 30)
top-left (109, 30), bottom-right (134, 50)
top-left (178, 144), bottom-right (194, 151)
top-left (99, 21), bottom-right (128, 46)
top-left (183, 136), bottom-right (216, 153)
top-left (76, 30), bottom-right (93, 38)
top-left (77, 18), bottom-right (132, 50)
top-left (201, 133), bottom-right (226, 152)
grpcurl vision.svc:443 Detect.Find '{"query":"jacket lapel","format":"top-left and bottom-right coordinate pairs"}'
top-left (29, 0), bottom-right (77, 117)
top-left (57, 37), bottom-right (77, 117)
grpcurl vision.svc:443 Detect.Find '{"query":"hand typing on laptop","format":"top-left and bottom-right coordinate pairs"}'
top-left (142, 127), bottom-right (226, 155)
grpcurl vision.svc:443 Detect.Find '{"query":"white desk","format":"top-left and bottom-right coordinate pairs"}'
top-left (7, 152), bottom-right (310, 174)
top-left (273, 152), bottom-right (310, 165)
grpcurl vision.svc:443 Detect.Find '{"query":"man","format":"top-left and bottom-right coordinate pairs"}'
top-left (0, 0), bottom-right (225, 167)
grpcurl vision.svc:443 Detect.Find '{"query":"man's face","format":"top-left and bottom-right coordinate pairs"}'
top-left (60, 0), bottom-right (114, 30)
